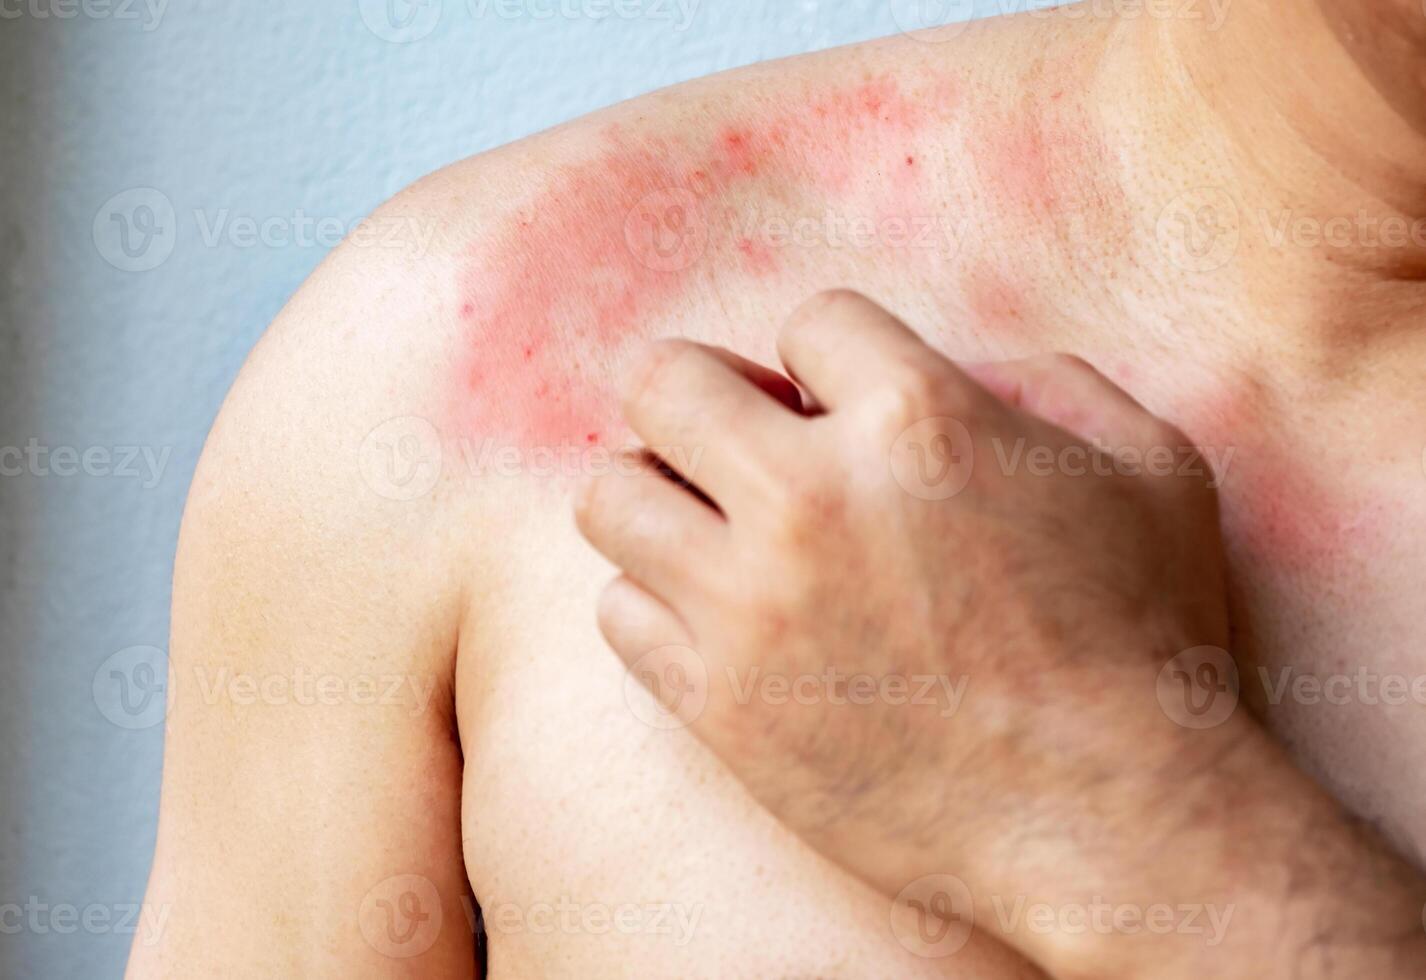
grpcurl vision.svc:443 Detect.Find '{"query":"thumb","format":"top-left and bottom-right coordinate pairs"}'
top-left (964, 353), bottom-right (1185, 459)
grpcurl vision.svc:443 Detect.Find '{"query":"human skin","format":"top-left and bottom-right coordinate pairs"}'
top-left (575, 290), bottom-right (1426, 979)
top-left (128, 1), bottom-right (1426, 977)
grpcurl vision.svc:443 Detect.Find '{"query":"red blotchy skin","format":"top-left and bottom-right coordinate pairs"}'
top-left (1173, 387), bottom-right (1388, 570)
top-left (991, 114), bottom-right (1060, 211)
top-left (1220, 444), bottom-right (1388, 570)
top-left (962, 262), bottom-right (1030, 349)
top-left (970, 87), bottom-right (1124, 245)
top-left (735, 237), bottom-right (779, 278)
top-left (450, 75), bottom-right (947, 453)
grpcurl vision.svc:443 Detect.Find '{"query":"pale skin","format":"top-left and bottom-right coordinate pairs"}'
top-left (575, 290), bottom-right (1426, 979)
top-left (128, 1), bottom-right (1426, 977)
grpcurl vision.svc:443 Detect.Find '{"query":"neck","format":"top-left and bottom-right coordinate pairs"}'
top-left (1092, 2), bottom-right (1426, 376)
top-left (1309, 0), bottom-right (1426, 142)
top-left (1164, 0), bottom-right (1426, 208)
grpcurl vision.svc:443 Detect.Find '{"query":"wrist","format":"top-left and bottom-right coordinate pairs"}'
top-left (978, 728), bottom-right (1426, 980)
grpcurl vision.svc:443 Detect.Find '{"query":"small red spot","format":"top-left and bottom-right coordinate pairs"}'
top-left (906, 155), bottom-right (916, 167)
top-left (460, 302), bottom-right (475, 318)
top-left (717, 128), bottom-right (762, 177)
top-left (735, 237), bottom-right (778, 277)
top-left (586, 432), bottom-right (600, 445)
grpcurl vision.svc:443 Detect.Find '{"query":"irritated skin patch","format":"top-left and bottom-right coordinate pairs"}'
top-left (1165, 380), bottom-right (1392, 572)
top-left (449, 75), bottom-right (948, 454)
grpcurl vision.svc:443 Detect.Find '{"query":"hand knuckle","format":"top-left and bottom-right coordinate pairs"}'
top-left (623, 339), bottom-right (695, 411)
top-left (783, 289), bottom-right (859, 347)
top-left (869, 367), bottom-right (968, 432)
top-left (1046, 351), bottom-right (1093, 375)
top-left (572, 475), bottom-right (607, 529)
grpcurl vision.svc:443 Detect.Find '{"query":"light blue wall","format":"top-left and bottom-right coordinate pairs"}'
top-left (0, 1), bottom-right (1006, 976)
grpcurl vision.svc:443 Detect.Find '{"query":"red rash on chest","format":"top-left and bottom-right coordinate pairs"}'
top-left (961, 261), bottom-right (1031, 349)
top-left (1218, 446), bottom-right (1390, 572)
top-left (449, 75), bottom-right (947, 452)
top-left (1173, 390), bottom-right (1389, 571)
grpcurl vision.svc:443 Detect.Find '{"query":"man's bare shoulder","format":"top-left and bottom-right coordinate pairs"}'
top-left (206, 11), bottom-right (1077, 589)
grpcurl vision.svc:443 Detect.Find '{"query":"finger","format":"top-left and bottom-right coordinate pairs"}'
top-left (698, 346), bottom-right (803, 414)
top-left (964, 354), bottom-right (1187, 457)
top-left (777, 290), bottom-right (986, 412)
top-left (596, 576), bottom-right (694, 659)
top-left (621, 340), bottom-right (801, 513)
top-left (575, 451), bottom-right (726, 607)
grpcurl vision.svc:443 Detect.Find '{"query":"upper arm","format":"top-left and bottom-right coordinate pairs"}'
top-left (127, 203), bottom-right (483, 977)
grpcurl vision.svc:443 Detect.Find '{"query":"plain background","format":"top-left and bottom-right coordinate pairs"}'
top-left (0, 0), bottom-right (1011, 975)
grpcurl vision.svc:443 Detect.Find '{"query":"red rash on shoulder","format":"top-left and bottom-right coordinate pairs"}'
top-left (969, 83), bottom-right (1125, 247)
top-left (735, 236), bottom-right (779, 277)
top-left (449, 75), bottom-right (949, 453)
